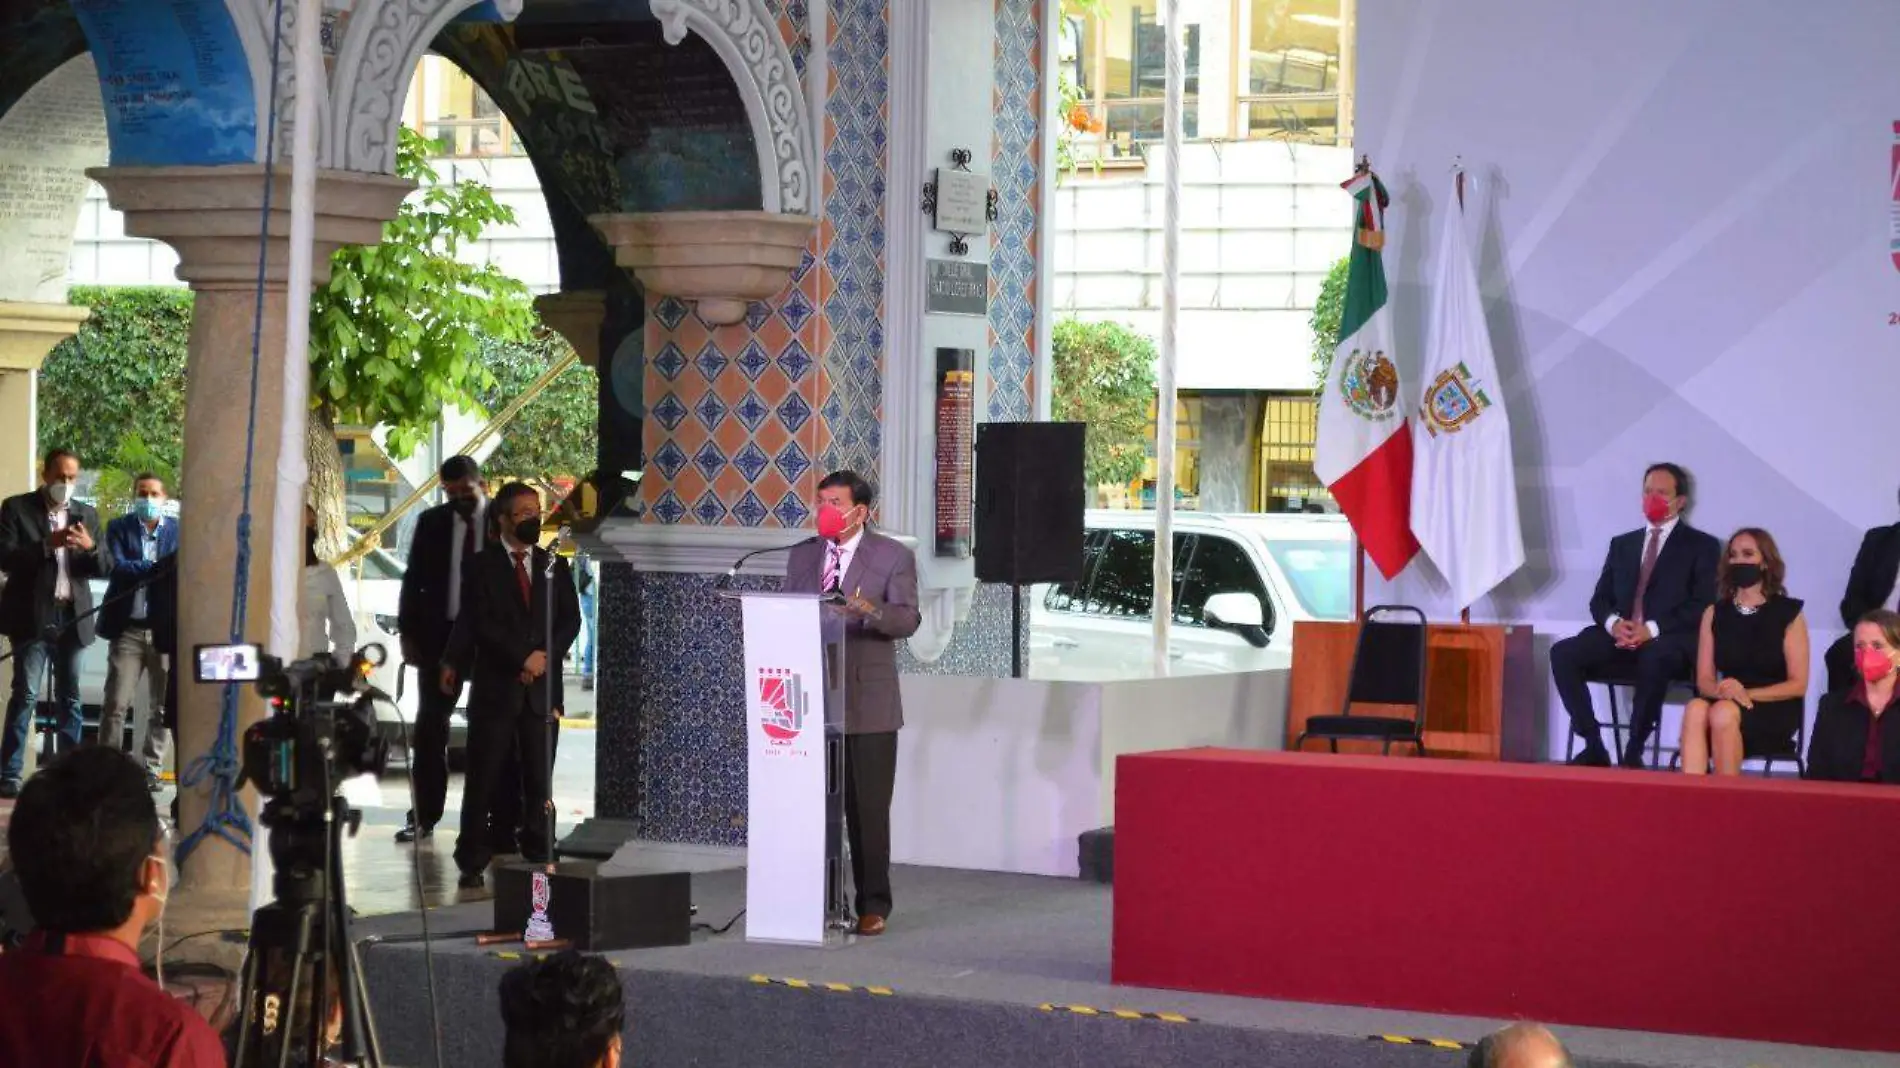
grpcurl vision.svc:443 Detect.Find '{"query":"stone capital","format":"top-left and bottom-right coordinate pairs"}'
top-left (534, 290), bottom-right (608, 367)
top-left (589, 211), bottom-right (818, 325)
top-left (0, 301), bottom-right (92, 373)
top-left (87, 165), bottom-right (414, 292)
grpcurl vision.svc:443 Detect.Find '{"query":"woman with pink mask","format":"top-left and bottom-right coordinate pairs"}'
top-left (1807, 609), bottom-right (1900, 783)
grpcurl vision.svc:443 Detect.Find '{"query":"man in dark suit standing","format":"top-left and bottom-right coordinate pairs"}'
top-left (446, 482), bottom-right (579, 889)
top-left (395, 455), bottom-right (486, 843)
top-left (96, 473), bottom-right (179, 790)
top-left (0, 450), bottom-right (111, 796)
top-left (781, 471), bottom-right (920, 936)
top-left (1825, 511), bottom-right (1900, 694)
top-left (1550, 463), bottom-right (1720, 768)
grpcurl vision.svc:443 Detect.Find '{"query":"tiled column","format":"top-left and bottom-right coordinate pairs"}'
top-left (89, 165), bottom-right (410, 906)
top-left (0, 302), bottom-right (91, 496)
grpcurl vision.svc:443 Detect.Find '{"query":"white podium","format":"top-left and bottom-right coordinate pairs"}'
top-left (727, 590), bottom-right (849, 946)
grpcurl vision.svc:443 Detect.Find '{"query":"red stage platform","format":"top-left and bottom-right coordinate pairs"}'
top-left (1113, 749), bottom-right (1900, 1053)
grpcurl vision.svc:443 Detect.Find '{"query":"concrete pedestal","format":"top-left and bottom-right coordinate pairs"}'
top-left (0, 301), bottom-right (92, 497)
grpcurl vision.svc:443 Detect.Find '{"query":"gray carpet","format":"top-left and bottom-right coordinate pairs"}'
top-left (355, 863), bottom-right (1900, 1068)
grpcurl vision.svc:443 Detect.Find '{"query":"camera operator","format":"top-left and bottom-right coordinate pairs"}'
top-left (446, 483), bottom-right (579, 890)
top-left (0, 747), bottom-right (223, 1067)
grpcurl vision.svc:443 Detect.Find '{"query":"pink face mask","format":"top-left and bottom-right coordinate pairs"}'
top-left (817, 504), bottom-right (850, 541)
top-left (1858, 646), bottom-right (1895, 684)
top-left (1642, 493), bottom-right (1671, 524)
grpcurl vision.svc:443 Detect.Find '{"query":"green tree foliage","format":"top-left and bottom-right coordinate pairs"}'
top-left (37, 285), bottom-right (191, 507)
top-left (1309, 255), bottom-right (1350, 387)
top-left (1051, 317), bottom-right (1158, 489)
top-left (477, 334), bottom-right (598, 488)
top-left (306, 125), bottom-right (539, 551)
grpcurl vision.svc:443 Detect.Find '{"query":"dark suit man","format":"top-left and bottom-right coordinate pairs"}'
top-left (780, 471), bottom-right (921, 936)
top-left (97, 474), bottom-right (179, 786)
top-left (0, 450), bottom-right (111, 795)
top-left (444, 482), bottom-right (579, 888)
top-left (1825, 520), bottom-right (1900, 694)
top-left (395, 455), bottom-right (486, 843)
top-left (1549, 463), bottom-right (1720, 768)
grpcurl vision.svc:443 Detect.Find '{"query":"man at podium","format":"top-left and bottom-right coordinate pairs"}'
top-left (782, 471), bottom-right (920, 936)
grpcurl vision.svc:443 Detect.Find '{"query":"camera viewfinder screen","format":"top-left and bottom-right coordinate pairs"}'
top-left (196, 644), bottom-right (261, 683)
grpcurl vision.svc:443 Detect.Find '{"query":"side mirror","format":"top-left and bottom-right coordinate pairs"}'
top-left (1203, 591), bottom-right (1264, 629)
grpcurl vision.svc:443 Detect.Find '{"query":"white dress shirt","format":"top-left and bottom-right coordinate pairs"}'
top-left (130, 521), bottom-right (161, 622)
top-left (826, 529), bottom-right (864, 592)
top-left (447, 506), bottom-right (484, 621)
top-left (1606, 515), bottom-right (1681, 639)
top-left (46, 502), bottom-right (72, 603)
top-left (301, 564), bottom-right (358, 664)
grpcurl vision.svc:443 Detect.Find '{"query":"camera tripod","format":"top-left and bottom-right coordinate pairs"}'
top-left (232, 793), bottom-right (383, 1068)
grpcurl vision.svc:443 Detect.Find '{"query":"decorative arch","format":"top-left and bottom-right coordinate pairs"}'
top-left (647, 0), bottom-right (815, 216)
top-left (325, 0), bottom-right (527, 173)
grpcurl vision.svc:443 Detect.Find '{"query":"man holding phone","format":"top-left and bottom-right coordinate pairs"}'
top-left (0, 450), bottom-right (111, 797)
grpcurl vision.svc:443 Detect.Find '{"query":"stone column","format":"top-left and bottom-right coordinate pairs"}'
top-left (89, 165), bottom-right (411, 911)
top-left (534, 290), bottom-right (607, 367)
top-left (0, 302), bottom-right (92, 496)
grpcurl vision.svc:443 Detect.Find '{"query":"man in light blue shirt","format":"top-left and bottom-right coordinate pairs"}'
top-left (97, 475), bottom-right (178, 789)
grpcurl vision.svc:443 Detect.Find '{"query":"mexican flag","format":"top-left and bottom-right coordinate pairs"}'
top-left (1314, 167), bottom-right (1419, 580)
top-left (1410, 173), bottom-right (1524, 609)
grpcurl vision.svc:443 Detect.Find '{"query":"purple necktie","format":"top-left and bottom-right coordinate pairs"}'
top-left (822, 544), bottom-right (843, 593)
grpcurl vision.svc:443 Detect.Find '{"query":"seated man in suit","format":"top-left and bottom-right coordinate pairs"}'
top-left (1549, 463), bottom-right (1720, 767)
top-left (445, 483), bottom-right (580, 890)
top-left (1824, 506), bottom-right (1900, 694)
top-left (780, 471), bottom-right (920, 936)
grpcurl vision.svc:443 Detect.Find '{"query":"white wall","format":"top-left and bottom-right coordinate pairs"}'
top-left (1052, 140), bottom-right (1354, 391)
top-left (1355, 0), bottom-right (1900, 753)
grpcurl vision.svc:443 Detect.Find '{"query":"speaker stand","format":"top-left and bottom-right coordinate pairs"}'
top-left (1010, 582), bottom-right (1023, 679)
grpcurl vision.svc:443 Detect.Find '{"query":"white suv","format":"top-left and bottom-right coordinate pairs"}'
top-left (1029, 510), bottom-right (1353, 681)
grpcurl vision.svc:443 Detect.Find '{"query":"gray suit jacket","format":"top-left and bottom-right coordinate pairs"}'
top-left (782, 530), bottom-right (921, 734)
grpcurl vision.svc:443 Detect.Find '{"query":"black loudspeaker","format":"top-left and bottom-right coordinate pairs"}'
top-left (974, 422), bottom-right (1086, 585)
top-left (494, 861), bottom-right (692, 951)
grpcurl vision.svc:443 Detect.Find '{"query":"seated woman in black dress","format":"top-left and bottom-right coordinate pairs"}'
top-left (1680, 528), bottom-right (1808, 776)
top-left (1808, 609), bottom-right (1900, 783)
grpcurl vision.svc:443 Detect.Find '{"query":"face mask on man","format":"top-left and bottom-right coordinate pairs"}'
top-left (512, 517), bottom-right (541, 546)
top-left (45, 481), bottom-right (74, 506)
top-left (452, 493), bottom-right (480, 519)
top-left (1641, 493), bottom-right (1671, 525)
top-left (134, 497), bottom-right (164, 522)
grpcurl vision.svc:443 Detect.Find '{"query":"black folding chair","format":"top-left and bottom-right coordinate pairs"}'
top-left (1294, 604), bottom-right (1429, 757)
top-left (1568, 667), bottom-right (1693, 767)
top-left (1670, 712), bottom-right (1808, 778)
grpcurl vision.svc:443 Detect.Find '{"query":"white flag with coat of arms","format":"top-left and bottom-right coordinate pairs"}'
top-left (1410, 172), bottom-right (1524, 610)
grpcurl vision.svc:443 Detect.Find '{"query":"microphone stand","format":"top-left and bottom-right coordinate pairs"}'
top-left (540, 529), bottom-right (567, 872)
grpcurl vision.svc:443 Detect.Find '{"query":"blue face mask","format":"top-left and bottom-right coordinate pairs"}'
top-left (134, 497), bottom-right (163, 522)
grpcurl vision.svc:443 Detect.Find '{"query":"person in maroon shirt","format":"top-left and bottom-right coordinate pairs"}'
top-left (1809, 610), bottom-right (1900, 783)
top-left (0, 746), bottom-right (224, 1067)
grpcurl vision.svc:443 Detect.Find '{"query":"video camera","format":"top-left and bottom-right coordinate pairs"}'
top-left (193, 642), bottom-right (391, 801)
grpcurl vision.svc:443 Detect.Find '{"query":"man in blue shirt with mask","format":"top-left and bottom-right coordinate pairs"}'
top-left (97, 474), bottom-right (178, 791)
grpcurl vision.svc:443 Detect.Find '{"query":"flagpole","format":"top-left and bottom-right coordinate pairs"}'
top-left (1454, 158), bottom-right (1467, 627)
top-left (1152, 0), bottom-right (1183, 674)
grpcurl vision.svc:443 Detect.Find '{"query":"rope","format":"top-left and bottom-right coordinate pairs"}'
top-left (176, 0), bottom-right (291, 868)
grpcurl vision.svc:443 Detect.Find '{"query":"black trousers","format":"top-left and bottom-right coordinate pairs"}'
top-left (456, 693), bottom-right (557, 873)
top-left (406, 663), bottom-right (462, 830)
top-left (1824, 633), bottom-right (1859, 696)
top-left (484, 724), bottom-right (560, 854)
top-left (1549, 625), bottom-right (1694, 760)
top-left (840, 731), bottom-right (897, 920)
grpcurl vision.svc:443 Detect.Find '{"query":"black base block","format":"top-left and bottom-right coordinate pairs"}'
top-left (1078, 826), bottom-right (1113, 884)
top-left (494, 860), bottom-right (692, 951)
top-left (555, 817), bottom-right (644, 860)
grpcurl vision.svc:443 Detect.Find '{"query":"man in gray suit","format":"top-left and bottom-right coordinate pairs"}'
top-left (782, 470), bottom-right (920, 936)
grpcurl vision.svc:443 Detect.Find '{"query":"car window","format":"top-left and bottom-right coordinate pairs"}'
top-left (1081, 529), bottom-right (1155, 618)
top-left (1176, 535), bottom-right (1272, 630)
top-left (1044, 530), bottom-right (1108, 612)
top-left (1266, 541), bottom-right (1353, 620)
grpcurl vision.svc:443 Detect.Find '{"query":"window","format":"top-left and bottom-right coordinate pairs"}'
top-left (408, 54), bottom-right (524, 158)
top-left (1045, 529), bottom-right (1109, 611)
top-left (1257, 393), bottom-right (1331, 513)
top-left (1238, 0), bottom-right (1345, 143)
top-left (1129, 395), bottom-right (1201, 510)
top-left (1176, 535), bottom-right (1273, 632)
top-left (1082, 529), bottom-right (1157, 618)
top-left (1267, 540), bottom-right (1353, 620)
top-left (1074, 0), bottom-right (1202, 161)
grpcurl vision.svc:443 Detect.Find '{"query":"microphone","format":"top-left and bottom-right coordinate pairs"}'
top-left (546, 526), bottom-right (572, 576)
top-left (718, 536), bottom-right (819, 588)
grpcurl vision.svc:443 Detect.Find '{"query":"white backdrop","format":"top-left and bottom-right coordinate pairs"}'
top-left (1355, 0), bottom-right (1900, 751)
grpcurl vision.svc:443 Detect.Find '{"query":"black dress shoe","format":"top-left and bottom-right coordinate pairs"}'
top-left (457, 869), bottom-right (485, 890)
top-left (1619, 752), bottom-right (1649, 770)
top-left (0, 779), bottom-right (19, 800)
top-left (1567, 748), bottom-right (1612, 768)
top-left (395, 822), bottom-right (433, 843)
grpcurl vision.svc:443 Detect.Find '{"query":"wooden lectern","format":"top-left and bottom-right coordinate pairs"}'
top-left (1285, 621), bottom-right (1539, 761)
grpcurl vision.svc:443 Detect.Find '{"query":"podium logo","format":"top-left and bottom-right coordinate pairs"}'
top-left (757, 666), bottom-right (808, 745)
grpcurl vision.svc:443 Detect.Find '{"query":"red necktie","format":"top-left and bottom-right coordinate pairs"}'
top-left (464, 518), bottom-right (475, 557)
top-left (1631, 527), bottom-right (1662, 624)
top-left (514, 551), bottom-right (531, 606)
